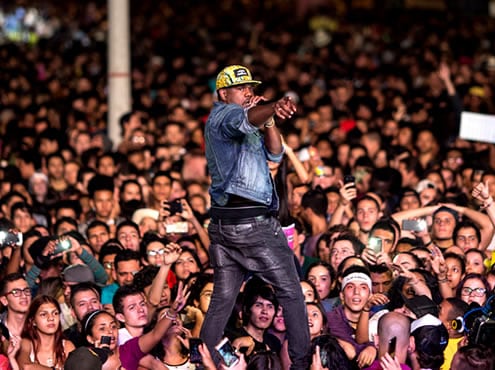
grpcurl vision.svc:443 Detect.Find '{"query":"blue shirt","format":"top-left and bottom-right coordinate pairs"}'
top-left (101, 282), bottom-right (119, 305)
top-left (205, 102), bottom-right (284, 211)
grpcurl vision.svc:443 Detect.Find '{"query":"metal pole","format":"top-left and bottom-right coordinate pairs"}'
top-left (107, 0), bottom-right (131, 150)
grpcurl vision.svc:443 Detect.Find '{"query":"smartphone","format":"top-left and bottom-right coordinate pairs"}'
top-left (53, 238), bottom-right (71, 255)
top-left (189, 338), bottom-right (203, 364)
top-left (0, 230), bottom-right (19, 249)
top-left (215, 338), bottom-right (239, 368)
top-left (100, 335), bottom-right (111, 346)
top-left (368, 237), bottom-right (382, 254)
top-left (319, 345), bottom-right (329, 368)
top-left (343, 174), bottom-right (356, 186)
top-left (388, 336), bottom-right (397, 358)
top-left (402, 219), bottom-right (427, 232)
top-left (165, 222), bottom-right (188, 234)
top-left (0, 322), bottom-right (10, 341)
top-left (168, 199), bottom-right (183, 215)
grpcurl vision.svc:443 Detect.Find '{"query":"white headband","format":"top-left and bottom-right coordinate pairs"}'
top-left (341, 272), bottom-right (372, 292)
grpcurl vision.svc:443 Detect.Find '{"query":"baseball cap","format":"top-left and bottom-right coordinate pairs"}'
top-left (405, 295), bottom-right (439, 318)
top-left (215, 65), bottom-right (261, 90)
top-left (411, 314), bottom-right (448, 357)
top-left (415, 179), bottom-right (436, 194)
top-left (469, 86), bottom-right (485, 98)
top-left (63, 264), bottom-right (95, 284)
top-left (132, 208), bottom-right (159, 225)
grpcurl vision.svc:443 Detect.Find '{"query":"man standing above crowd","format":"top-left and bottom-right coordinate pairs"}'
top-left (201, 65), bottom-right (310, 369)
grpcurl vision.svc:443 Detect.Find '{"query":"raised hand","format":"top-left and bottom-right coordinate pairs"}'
top-left (170, 281), bottom-right (190, 315)
top-left (162, 242), bottom-right (181, 266)
top-left (438, 62), bottom-right (451, 82)
top-left (273, 96), bottom-right (296, 120)
top-left (243, 95), bottom-right (267, 109)
top-left (472, 181), bottom-right (491, 203)
top-left (339, 180), bottom-right (357, 206)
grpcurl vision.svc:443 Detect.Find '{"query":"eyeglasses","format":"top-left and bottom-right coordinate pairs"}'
top-left (103, 262), bottom-right (114, 270)
top-left (6, 288), bottom-right (31, 297)
top-left (147, 249), bottom-right (166, 257)
top-left (461, 287), bottom-right (486, 297)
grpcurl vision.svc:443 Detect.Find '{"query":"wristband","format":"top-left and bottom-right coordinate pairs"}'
top-left (481, 198), bottom-right (493, 210)
top-left (165, 309), bottom-right (178, 320)
top-left (165, 310), bottom-right (177, 321)
top-left (264, 117), bottom-right (275, 128)
top-left (438, 278), bottom-right (449, 283)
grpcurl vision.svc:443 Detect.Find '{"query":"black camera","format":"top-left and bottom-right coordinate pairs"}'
top-left (456, 296), bottom-right (495, 350)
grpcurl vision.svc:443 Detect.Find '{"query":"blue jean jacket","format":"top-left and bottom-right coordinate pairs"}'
top-left (205, 102), bottom-right (283, 211)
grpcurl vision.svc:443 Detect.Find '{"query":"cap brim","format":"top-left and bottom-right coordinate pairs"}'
top-left (224, 80), bottom-right (262, 88)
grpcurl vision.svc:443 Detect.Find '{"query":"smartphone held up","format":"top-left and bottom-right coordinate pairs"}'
top-left (215, 338), bottom-right (239, 368)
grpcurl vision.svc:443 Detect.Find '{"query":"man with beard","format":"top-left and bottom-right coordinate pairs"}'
top-left (63, 282), bottom-right (102, 347)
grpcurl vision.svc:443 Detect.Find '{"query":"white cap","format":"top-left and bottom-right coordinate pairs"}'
top-left (415, 179), bottom-right (436, 193)
top-left (411, 313), bottom-right (442, 333)
top-left (132, 208), bottom-right (160, 225)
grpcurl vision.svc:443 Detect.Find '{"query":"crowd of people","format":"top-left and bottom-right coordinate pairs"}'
top-left (0, 1), bottom-right (495, 369)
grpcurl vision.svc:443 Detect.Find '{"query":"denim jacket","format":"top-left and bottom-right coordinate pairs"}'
top-left (205, 101), bottom-right (284, 210)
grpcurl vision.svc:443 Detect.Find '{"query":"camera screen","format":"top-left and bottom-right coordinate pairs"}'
top-left (473, 320), bottom-right (495, 350)
top-left (368, 237), bottom-right (382, 254)
top-left (217, 341), bottom-right (238, 367)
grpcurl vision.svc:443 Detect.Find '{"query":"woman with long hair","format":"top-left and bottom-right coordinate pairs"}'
top-left (16, 295), bottom-right (75, 369)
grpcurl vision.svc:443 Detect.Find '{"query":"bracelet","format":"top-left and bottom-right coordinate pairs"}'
top-left (264, 117), bottom-right (275, 128)
top-left (481, 198), bottom-right (493, 210)
top-left (164, 309), bottom-right (178, 320)
top-left (424, 240), bottom-right (432, 247)
top-left (438, 278), bottom-right (449, 283)
top-left (363, 308), bottom-right (370, 312)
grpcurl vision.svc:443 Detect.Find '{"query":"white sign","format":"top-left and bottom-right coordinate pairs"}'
top-left (459, 111), bottom-right (495, 144)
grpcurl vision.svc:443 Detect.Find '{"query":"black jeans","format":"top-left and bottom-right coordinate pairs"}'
top-left (200, 216), bottom-right (310, 370)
